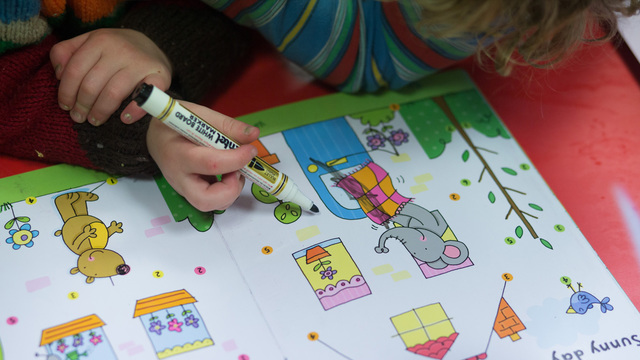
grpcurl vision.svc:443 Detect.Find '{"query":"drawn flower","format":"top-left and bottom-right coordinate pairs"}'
top-left (149, 320), bottom-right (165, 335)
top-left (72, 334), bottom-right (83, 347)
top-left (387, 129), bottom-right (409, 146)
top-left (184, 314), bottom-right (200, 328)
top-left (367, 134), bottom-right (386, 150)
top-left (167, 318), bottom-right (184, 332)
top-left (320, 266), bottom-right (337, 280)
top-left (5, 223), bottom-right (39, 250)
top-left (56, 340), bottom-right (68, 353)
top-left (89, 334), bottom-right (102, 345)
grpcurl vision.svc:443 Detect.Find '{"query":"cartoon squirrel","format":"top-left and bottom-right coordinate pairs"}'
top-left (54, 192), bottom-right (130, 284)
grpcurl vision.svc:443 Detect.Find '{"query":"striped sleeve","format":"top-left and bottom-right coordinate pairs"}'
top-left (203, 0), bottom-right (479, 92)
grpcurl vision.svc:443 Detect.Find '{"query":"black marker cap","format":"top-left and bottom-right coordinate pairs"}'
top-left (133, 83), bottom-right (153, 106)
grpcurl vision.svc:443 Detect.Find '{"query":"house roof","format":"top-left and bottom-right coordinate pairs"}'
top-left (40, 314), bottom-right (105, 346)
top-left (133, 289), bottom-right (196, 318)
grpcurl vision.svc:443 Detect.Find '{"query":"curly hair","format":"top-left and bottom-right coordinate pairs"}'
top-left (414, 0), bottom-right (640, 74)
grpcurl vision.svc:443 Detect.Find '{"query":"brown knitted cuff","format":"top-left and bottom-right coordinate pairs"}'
top-left (75, 94), bottom-right (159, 177)
top-left (116, 0), bottom-right (251, 102)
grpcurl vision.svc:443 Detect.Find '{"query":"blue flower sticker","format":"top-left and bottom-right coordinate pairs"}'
top-left (6, 223), bottom-right (39, 250)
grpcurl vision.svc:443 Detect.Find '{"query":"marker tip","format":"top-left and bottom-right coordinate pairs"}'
top-left (310, 204), bottom-right (319, 213)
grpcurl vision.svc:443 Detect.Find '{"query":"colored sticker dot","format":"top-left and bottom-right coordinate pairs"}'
top-left (106, 177), bottom-right (118, 185)
top-left (68, 291), bottom-right (79, 300)
top-left (519, 163), bottom-right (531, 170)
top-left (449, 193), bottom-right (461, 201)
top-left (307, 332), bottom-right (319, 341)
top-left (238, 355), bottom-right (250, 360)
top-left (262, 246), bottom-right (273, 255)
top-left (554, 224), bottom-right (565, 232)
top-left (153, 271), bottom-right (164, 278)
top-left (194, 267), bottom-right (206, 275)
top-left (389, 103), bottom-right (400, 111)
top-left (502, 273), bottom-right (513, 281)
top-left (307, 164), bottom-right (318, 173)
top-left (26, 196), bottom-right (37, 205)
top-left (460, 179), bottom-right (471, 187)
top-left (504, 237), bottom-right (516, 245)
top-left (560, 276), bottom-right (572, 285)
top-left (6, 316), bottom-right (18, 325)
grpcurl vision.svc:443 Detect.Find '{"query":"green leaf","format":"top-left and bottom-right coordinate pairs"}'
top-left (540, 238), bottom-right (553, 249)
top-left (501, 167), bottom-right (517, 176)
top-left (488, 191), bottom-right (496, 203)
top-left (528, 203), bottom-right (543, 211)
top-left (4, 219), bottom-right (14, 230)
top-left (462, 150), bottom-right (470, 162)
top-left (515, 226), bottom-right (524, 238)
top-left (321, 260), bottom-right (331, 266)
top-left (313, 263), bottom-right (322, 272)
top-left (16, 216), bottom-right (30, 222)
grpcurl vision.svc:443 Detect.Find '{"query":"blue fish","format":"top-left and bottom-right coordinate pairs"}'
top-left (569, 291), bottom-right (614, 314)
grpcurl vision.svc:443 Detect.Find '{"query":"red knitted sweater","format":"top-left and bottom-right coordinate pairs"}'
top-left (0, 1), bottom-right (250, 176)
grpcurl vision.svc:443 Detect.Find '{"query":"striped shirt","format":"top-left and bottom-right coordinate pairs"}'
top-left (203, 0), bottom-right (479, 92)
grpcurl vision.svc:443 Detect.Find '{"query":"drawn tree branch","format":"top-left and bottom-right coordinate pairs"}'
top-left (431, 96), bottom-right (552, 250)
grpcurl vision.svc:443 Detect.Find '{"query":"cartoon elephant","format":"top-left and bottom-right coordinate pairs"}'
top-left (374, 203), bottom-right (469, 269)
top-left (54, 191), bottom-right (130, 283)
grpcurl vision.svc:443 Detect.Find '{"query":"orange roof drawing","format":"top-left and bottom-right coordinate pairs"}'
top-left (40, 314), bottom-right (105, 346)
top-left (133, 289), bottom-right (196, 318)
top-left (493, 297), bottom-right (526, 341)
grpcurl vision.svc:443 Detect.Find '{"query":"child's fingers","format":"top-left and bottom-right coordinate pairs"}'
top-left (87, 68), bottom-right (139, 126)
top-left (181, 172), bottom-right (246, 212)
top-left (180, 101), bottom-right (260, 145)
top-left (56, 45), bottom-right (102, 122)
top-left (49, 32), bottom-right (90, 80)
top-left (182, 144), bottom-right (258, 177)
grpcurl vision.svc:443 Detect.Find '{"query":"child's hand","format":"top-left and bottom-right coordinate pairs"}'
top-left (50, 28), bottom-right (172, 126)
top-left (146, 101), bottom-right (260, 212)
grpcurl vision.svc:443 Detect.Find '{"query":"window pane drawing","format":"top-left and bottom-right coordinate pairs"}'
top-left (390, 303), bottom-right (457, 359)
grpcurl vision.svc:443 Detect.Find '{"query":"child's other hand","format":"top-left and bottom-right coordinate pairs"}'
top-left (146, 101), bottom-right (260, 212)
top-left (50, 28), bottom-right (172, 126)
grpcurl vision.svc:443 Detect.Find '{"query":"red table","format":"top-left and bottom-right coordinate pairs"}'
top-left (2, 35), bottom-right (639, 310)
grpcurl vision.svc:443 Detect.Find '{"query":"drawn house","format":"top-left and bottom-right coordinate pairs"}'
top-left (493, 297), bottom-right (525, 341)
top-left (293, 238), bottom-right (371, 310)
top-left (133, 290), bottom-right (213, 359)
top-left (40, 314), bottom-right (116, 359)
top-left (390, 303), bottom-right (458, 359)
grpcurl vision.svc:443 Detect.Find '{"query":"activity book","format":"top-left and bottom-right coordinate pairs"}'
top-left (1, 70), bottom-right (639, 360)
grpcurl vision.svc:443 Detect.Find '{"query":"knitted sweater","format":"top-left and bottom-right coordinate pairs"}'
top-left (204, 0), bottom-right (479, 92)
top-left (0, 0), bottom-right (250, 176)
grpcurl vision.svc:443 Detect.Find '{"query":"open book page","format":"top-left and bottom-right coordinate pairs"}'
top-left (1, 70), bottom-right (639, 360)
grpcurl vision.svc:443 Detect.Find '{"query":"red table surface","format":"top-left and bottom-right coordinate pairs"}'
top-left (1, 37), bottom-right (639, 310)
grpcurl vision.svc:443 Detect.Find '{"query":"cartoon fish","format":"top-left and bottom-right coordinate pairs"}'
top-left (566, 282), bottom-right (614, 314)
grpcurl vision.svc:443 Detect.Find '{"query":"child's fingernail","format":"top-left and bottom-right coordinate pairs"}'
top-left (250, 146), bottom-right (258, 157)
top-left (90, 117), bottom-right (101, 126)
top-left (54, 64), bottom-right (62, 78)
top-left (244, 125), bottom-right (257, 135)
top-left (122, 113), bottom-right (132, 123)
top-left (59, 103), bottom-right (70, 111)
top-left (70, 110), bottom-right (84, 123)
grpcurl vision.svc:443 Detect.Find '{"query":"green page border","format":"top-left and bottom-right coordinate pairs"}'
top-left (0, 70), bottom-right (473, 203)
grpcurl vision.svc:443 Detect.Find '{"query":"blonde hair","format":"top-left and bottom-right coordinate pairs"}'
top-left (415, 0), bottom-right (640, 74)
